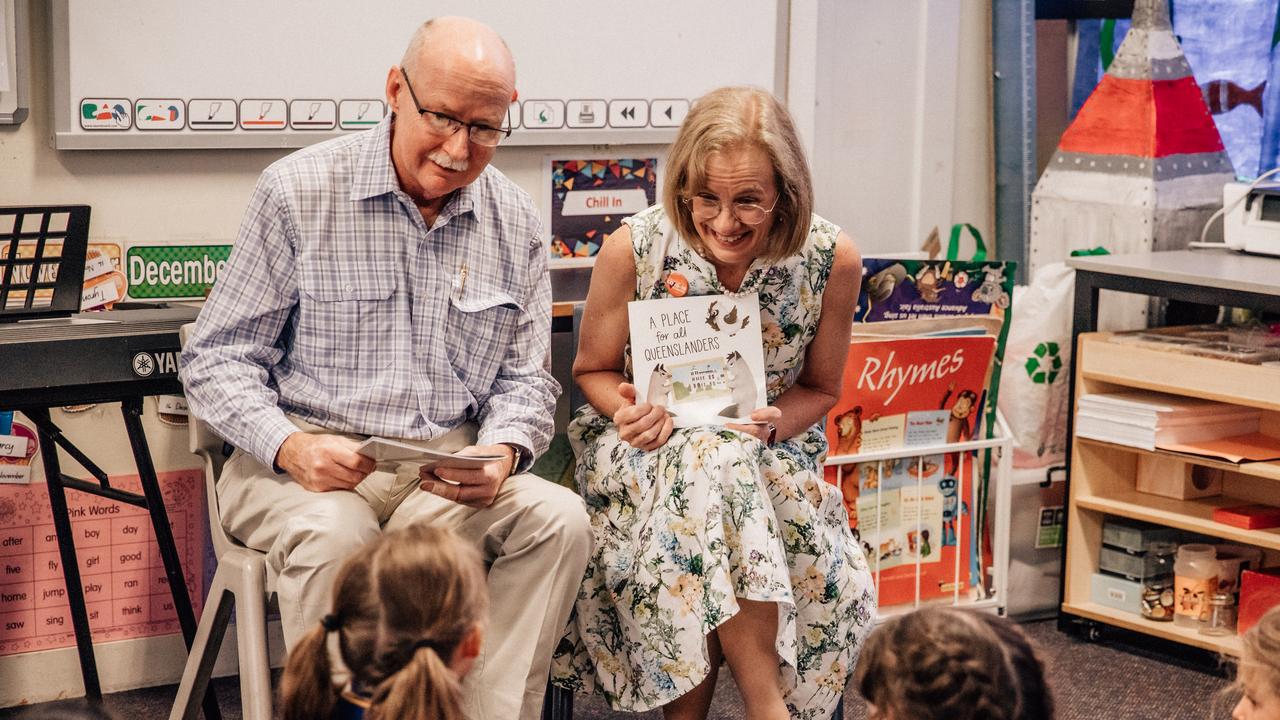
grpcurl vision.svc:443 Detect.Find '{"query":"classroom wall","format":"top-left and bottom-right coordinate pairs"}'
top-left (811, 0), bottom-right (993, 256)
top-left (0, 1), bottom-right (994, 259)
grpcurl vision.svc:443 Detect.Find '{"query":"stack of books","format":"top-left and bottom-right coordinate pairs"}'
top-left (1076, 391), bottom-right (1260, 452)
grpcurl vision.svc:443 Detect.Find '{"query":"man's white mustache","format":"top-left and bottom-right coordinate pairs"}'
top-left (429, 150), bottom-right (469, 172)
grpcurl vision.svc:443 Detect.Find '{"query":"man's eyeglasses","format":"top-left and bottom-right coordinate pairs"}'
top-left (399, 68), bottom-right (511, 147)
top-left (683, 193), bottom-right (779, 226)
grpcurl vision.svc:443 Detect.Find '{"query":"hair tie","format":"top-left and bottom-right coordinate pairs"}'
top-left (320, 614), bottom-right (342, 632)
top-left (412, 638), bottom-right (443, 654)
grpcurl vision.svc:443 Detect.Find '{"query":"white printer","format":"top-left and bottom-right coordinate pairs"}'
top-left (1225, 181), bottom-right (1280, 257)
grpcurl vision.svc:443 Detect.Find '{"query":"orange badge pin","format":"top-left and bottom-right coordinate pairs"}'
top-left (664, 272), bottom-right (689, 297)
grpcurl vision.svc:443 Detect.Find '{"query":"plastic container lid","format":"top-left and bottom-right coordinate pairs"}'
top-left (1177, 543), bottom-right (1217, 559)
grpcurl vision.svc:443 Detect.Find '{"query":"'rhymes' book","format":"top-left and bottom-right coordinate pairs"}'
top-left (826, 334), bottom-right (997, 458)
top-left (825, 333), bottom-right (997, 606)
top-left (628, 293), bottom-right (767, 428)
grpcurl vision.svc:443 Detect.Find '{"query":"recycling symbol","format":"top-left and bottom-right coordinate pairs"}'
top-left (1025, 342), bottom-right (1062, 384)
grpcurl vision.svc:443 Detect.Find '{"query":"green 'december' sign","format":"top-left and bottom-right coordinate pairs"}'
top-left (126, 244), bottom-right (233, 299)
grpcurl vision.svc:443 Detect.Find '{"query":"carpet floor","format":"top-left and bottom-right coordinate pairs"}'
top-left (0, 620), bottom-right (1239, 719)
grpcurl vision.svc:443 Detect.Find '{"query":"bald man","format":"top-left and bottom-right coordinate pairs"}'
top-left (181, 17), bottom-right (590, 719)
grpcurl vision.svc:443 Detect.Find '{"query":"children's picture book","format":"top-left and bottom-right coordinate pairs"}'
top-left (824, 332), bottom-right (996, 606)
top-left (628, 293), bottom-right (767, 428)
top-left (826, 334), bottom-right (998, 458)
top-left (833, 452), bottom-right (979, 606)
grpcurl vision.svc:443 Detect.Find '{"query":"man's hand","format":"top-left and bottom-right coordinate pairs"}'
top-left (418, 444), bottom-right (515, 508)
top-left (275, 432), bottom-right (376, 493)
top-left (614, 382), bottom-right (673, 452)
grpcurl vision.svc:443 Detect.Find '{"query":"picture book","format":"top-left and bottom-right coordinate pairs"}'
top-left (832, 452), bottom-right (980, 606)
top-left (628, 293), bottom-right (767, 428)
top-left (824, 332), bottom-right (997, 606)
top-left (826, 334), bottom-right (997, 458)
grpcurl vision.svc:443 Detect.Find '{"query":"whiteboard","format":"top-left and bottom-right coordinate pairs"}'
top-left (51, 1), bottom-right (787, 150)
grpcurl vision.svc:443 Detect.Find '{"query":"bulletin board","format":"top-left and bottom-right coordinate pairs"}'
top-left (50, 0), bottom-right (788, 150)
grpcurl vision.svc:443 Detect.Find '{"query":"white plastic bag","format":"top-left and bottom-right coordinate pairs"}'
top-left (998, 262), bottom-right (1074, 468)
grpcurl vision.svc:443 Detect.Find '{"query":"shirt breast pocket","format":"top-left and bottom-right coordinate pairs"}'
top-left (295, 273), bottom-right (397, 370)
top-left (445, 289), bottom-right (522, 388)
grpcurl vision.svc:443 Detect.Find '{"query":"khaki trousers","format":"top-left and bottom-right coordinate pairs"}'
top-left (216, 417), bottom-right (591, 720)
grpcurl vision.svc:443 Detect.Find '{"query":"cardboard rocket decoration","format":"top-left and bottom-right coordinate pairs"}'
top-left (1029, 0), bottom-right (1235, 324)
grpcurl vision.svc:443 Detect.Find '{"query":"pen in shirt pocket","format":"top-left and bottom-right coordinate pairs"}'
top-left (453, 262), bottom-right (468, 297)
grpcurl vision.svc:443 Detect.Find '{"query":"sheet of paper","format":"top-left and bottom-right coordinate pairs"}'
top-left (1159, 433), bottom-right (1280, 464)
top-left (355, 437), bottom-right (503, 468)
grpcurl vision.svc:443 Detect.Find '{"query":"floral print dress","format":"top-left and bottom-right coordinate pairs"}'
top-left (552, 205), bottom-right (876, 718)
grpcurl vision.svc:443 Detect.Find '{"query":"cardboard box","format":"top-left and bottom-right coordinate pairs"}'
top-left (1091, 572), bottom-right (1143, 615)
top-left (1135, 455), bottom-right (1223, 500)
top-left (1240, 567), bottom-right (1280, 634)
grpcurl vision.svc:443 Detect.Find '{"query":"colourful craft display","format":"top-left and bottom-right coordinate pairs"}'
top-left (1030, 0), bottom-right (1234, 325)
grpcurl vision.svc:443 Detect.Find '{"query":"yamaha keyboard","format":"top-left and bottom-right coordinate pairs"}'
top-left (0, 305), bottom-right (200, 409)
top-left (1, 205), bottom-right (219, 717)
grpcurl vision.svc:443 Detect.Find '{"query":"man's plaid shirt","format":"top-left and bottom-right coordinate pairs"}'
top-left (180, 116), bottom-right (558, 470)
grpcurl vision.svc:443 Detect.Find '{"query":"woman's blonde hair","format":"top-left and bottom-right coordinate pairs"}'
top-left (662, 86), bottom-right (813, 262)
top-left (855, 607), bottom-right (1054, 720)
top-left (278, 524), bottom-right (488, 720)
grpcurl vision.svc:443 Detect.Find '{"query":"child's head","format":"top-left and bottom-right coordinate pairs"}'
top-left (1235, 606), bottom-right (1280, 720)
top-left (855, 607), bottom-right (1054, 720)
top-left (279, 524), bottom-right (488, 720)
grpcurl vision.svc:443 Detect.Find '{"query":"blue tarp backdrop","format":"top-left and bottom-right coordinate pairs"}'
top-left (1071, 0), bottom-right (1278, 178)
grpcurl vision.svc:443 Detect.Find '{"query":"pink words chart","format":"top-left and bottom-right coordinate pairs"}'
top-left (0, 469), bottom-right (206, 656)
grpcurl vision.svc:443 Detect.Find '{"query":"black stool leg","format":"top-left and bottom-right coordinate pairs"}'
top-left (31, 408), bottom-right (101, 701)
top-left (121, 399), bottom-right (221, 720)
top-left (542, 681), bottom-right (573, 720)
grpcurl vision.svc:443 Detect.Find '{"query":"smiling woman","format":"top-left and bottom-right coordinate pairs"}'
top-left (553, 86), bottom-right (875, 720)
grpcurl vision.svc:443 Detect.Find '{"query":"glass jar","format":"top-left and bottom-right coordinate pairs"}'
top-left (1140, 541), bottom-right (1177, 622)
top-left (1199, 591), bottom-right (1237, 636)
top-left (1174, 544), bottom-right (1218, 627)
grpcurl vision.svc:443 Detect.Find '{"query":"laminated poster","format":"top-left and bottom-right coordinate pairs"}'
top-left (548, 158), bottom-right (657, 262)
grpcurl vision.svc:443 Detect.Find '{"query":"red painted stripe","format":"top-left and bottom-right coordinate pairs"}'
top-left (1152, 76), bottom-right (1226, 156)
top-left (1058, 75), bottom-right (1226, 158)
top-left (1059, 76), bottom-right (1155, 156)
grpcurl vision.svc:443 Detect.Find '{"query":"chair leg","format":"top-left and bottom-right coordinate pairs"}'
top-left (233, 560), bottom-right (273, 720)
top-left (169, 576), bottom-right (234, 720)
top-left (541, 681), bottom-right (573, 720)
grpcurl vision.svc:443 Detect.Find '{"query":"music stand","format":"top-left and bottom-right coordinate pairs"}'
top-left (0, 205), bottom-right (90, 322)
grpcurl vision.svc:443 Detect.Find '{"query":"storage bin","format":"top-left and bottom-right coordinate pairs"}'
top-left (1091, 572), bottom-right (1143, 615)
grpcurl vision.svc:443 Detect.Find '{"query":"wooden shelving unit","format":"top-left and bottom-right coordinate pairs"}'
top-left (1063, 333), bottom-right (1280, 657)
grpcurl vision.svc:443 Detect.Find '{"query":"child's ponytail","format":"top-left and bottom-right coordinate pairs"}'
top-left (367, 642), bottom-right (465, 720)
top-left (278, 619), bottom-right (340, 720)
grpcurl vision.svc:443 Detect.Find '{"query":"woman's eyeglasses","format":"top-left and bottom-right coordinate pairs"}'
top-left (683, 194), bottom-right (779, 226)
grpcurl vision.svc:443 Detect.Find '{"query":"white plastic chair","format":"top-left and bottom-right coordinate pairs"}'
top-left (170, 325), bottom-right (274, 720)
